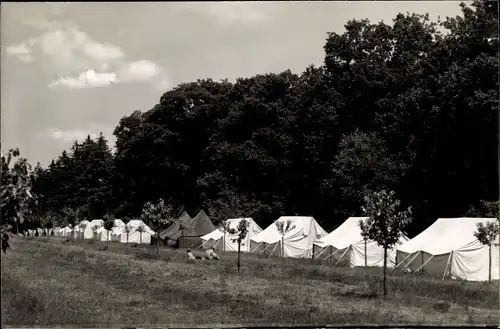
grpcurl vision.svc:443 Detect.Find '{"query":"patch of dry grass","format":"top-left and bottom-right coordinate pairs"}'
top-left (1, 236), bottom-right (498, 326)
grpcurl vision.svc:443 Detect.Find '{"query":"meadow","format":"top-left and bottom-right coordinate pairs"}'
top-left (1, 235), bottom-right (498, 327)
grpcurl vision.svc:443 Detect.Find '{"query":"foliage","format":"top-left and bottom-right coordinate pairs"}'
top-left (276, 220), bottom-right (296, 237)
top-left (228, 220), bottom-right (249, 245)
top-left (140, 199), bottom-right (173, 231)
top-left (276, 220), bottom-right (296, 258)
top-left (360, 190), bottom-right (412, 248)
top-left (1, 148), bottom-right (34, 232)
top-left (136, 225), bottom-right (146, 244)
top-left (228, 219), bottom-right (250, 274)
top-left (91, 225), bottom-right (100, 239)
top-left (360, 189), bottom-right (412, 297)
top-left (474, 221), bottom-right (499, 247)
top-left (467, 200), bottom-right (500, 218)
top-left (102, 214), bottom-right (116, 246)
top-left (27, 1), bottom-right (498, 239)
top-left (141, 198), bottom-right (174, 258)
top-left (62, 207), bottom-right (79, 233)
top-left (123, 224), bottom-right (132, 243)
top-left (103, 214), bottom-right (116, 231)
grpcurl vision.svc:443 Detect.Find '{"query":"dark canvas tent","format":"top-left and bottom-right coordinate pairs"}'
top-left (159, 211), bottom-right (192, 244)
top-left (179, 210), bottom-right (216, 249)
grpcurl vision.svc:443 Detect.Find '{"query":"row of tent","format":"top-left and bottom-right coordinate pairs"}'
top-left (53, 218), bottom-right (156, 244)
top-left (50, 209), bottom-right (499, 282)
top-left (200, 216), bottom-right (499, 282)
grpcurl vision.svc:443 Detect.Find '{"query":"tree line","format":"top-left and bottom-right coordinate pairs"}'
top-left (4, 1), bottom-right (499, 237)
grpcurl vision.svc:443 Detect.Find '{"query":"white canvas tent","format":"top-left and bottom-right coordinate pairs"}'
top-left (250, 216), bottom-right (328, 258)
top-left (54, 227), bottom-right (78, 238)
top-left (83, 219), bottom-right (104, 239)
top-left (74, 220), bottom-right (90, 238)
top-left (53, 227), bottom-right (64, 236)
top-left (120, 219), bottom-right (155, 244)
top-left (27, 228), bottom-right (45, 236)
top-left (96, 219), bottom-right (126, 242)
top-left (201, 218), bottom-right (263, 252)
top-left (396, 217), bottom-right (499, 281)
top-left (313, 217), bottom-right (409, 268)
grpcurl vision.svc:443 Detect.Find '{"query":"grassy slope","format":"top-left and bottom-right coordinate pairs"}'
top-left (1, 236), bottom-right (498, 326)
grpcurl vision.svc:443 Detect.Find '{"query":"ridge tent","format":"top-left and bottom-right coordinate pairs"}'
top-left (96, 219), bottom-right (126, 242)
top-left (83, 219), bottom-right (104, 239)
top-left (120, 219), bottom-right (155, 244)
top-left (27, 227), bottom-right (45, 236)
top-left (201, 218), bottom-right (263, 252)
top-left (76, 220), bottom-right (90, 238)
top-left (179, 210), bottom-right (216, 249)
top-left (313, 216), bottom-right (409, 267)
top-left (396, 217), bottom-right (499, 281)
top-left (159, 211), bottom-right (192, 244)
top-left (250, 216), bottom-right (328, 258)
top-left (55, 226), bottom-right (78, 238)
top-left (53, 227), bottom-right (64, 236)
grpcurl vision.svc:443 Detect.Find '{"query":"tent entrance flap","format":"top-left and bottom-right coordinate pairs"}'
top-left (400, 251), bottom-right (422, 272)
top-left (391, 252), bottom-right (414, 272)
top-left (268, 243), bottom-right (280, 259)
top-left (325, 247), bottom-right (342, 262)
top-left (335, 246), bottom-right (351, 267)
top-left (415, 255), bottom-right (434, 273)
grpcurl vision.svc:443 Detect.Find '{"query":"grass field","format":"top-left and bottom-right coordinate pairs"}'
top-left (1, 235), bottom-right (498, 327)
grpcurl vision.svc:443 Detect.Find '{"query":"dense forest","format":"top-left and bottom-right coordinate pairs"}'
top-left (18, 1), bottom-right (499, 236)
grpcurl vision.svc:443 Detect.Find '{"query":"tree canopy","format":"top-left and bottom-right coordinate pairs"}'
top-left (28, 1), bottom-right (498, 236)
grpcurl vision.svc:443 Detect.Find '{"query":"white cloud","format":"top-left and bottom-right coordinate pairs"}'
top-left (49, 70), bottom-right (117, 89)
top-left (6, 42), bottom-right (34, 62)
top-left (45, 123), bottom-right (116, 150)
top-left (6, 21), bottom-right (124, 72)
top-left (47, 127), bottom-right (98, 142)
top-left (83, 41), bottom-right (124, 62)
top-left (119, 60), bottom-right (161, 82)
top-left (7, 20), bottom-right (171, 91)
top-left (36, 23), bottom-right (124, 71)
top-left (51, 60), bottom-right (170, 90)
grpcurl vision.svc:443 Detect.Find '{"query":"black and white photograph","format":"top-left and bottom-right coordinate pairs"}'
top-left (1, 1), bottom-right (499, 328)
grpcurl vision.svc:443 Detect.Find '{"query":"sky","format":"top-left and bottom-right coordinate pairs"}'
top-left (1, 1), bottom-right (466, 166)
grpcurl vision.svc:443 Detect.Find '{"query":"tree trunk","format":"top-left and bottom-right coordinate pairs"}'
top-left (364, 239), bottom-right (367, 267)
top-left (237, 241), bottom-right (241, 275)
top-left (127, 232), bottom-right (129, 244)
top-left (281, 236), bottom-right (284, 258)
top-left (156, 234), bottom-right (160, 260)
top-left (107, 230), bottom-right (110, 250)
top-left (383, 245), bottom-right (388, 297)
top-left (223, 232), bottom-right (226, 252)
top-left (489, 244), bottom-right (492, 283)
top-left (140, 232), bottom-right (143, 244)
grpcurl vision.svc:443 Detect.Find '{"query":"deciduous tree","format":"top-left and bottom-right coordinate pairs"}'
top-left (141, 198), bottom-right (173, 259)
top-left (360, 190), bottom-right (412, 297)
top-left (276, 220), bottom-right (296, 258)
top-left (103, 214), bottom-right (116, 249)
top-left (474, 221), bottom-right (499, 282)
top-left (228, 219), bottom-right (249, 274)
